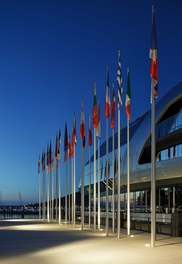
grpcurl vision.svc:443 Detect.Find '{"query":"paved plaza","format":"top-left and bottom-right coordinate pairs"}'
top-left (0, 219), bottom-right (181, 264)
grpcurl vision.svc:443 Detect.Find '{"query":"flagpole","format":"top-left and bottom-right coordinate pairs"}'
top-left (68, 157), bottom-right (71, 224)
top-left (127, 117), bottom-right (130, 236)
top-left (106, 117), bottom-right (109, 236)
top-left (43, 170), bottom-right (46, 220)
top-left (97, 101), bottom-right (101, 230)
top-left (52, 167), bottom-right (54, 221)
top-left (72, 157), bottom-right (74, 224)
top-left (73, 149), bottom-right (76, 227)
top-left (94, 128), bottom-right (96, 231)
top-left (58, 158), bottom-right (61, 225)
top-left (98, 136), bottom-right (101, 230)
top-left (151, 78), bottom-right (156, 247)
top-left (38, 169), bottom-right (41, 219)
top-left (56, 164), bottom-right (58, 221)
top-left (50, 170), bottom-right (53, 222)
top-left (105, 67), bottom-right (110, 237)
top-left (47, 168), bottom-right (50, 222)
top-left (89, 145), bottom-right (91, 228)
top-left (117, 49), bottom-right (123, 239)
top-left (65, 159), bottom-right (68, 225)
top-left (112, 128), bottom-right (115, 233)
top-left (117, 107), bottom-right (121, 238)
top-left (81, 145), bottom-right (84, 230)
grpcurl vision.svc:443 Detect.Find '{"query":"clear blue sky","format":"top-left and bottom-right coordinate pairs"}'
top-left (0, 0), bottom-right (181, 205)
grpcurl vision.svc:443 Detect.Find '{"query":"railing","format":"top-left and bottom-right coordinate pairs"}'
top-left (156, 112), bottom-right (182, 140)
top-left (131, 212), bottom-right (171, 223)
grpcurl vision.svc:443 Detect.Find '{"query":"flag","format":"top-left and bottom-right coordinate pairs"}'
top-left (125, 68), bottom-right (131, 120)
top-left (89, 112), bottom-right (92, 146)
top-left (55, 129), bottom-right (61, 167)
top-left (117, 50), bottom-right (123, 108)
top-left (64, 122), bottom-right (68, 162)
top-left (71, 129), bottom-right (75, 157)
top-left (80, 103), bottom-right (86, 148)
top-left (149, 5), bottom-right (158, 100)
top-left (38, 154), bottom-right (40, 174)
top-left (92, 83), bottom-right (97, 128)
top-left (55, 129), bottom-right (61, 161)
top-left (41, 151), bottom-right (45, 172)
top-left (68, 134), bottom-right (72, 159)
top-left (111, 85), bottom-right (116, 129)
top-left (55, 133), bottom-right (59, 160)
top-left (96, 101), bottom-right (101, 137)
top-left (58, 129), bottom-right (61, 158)
top-left (105, 67), bottom-right (110, 118)
top-left (46, 145), bottom-right (50, 173)
top-left (50, 141), bottom-right (54, 172)
top-left (71, 113), bottom-right (77, 158)
top-left (73, 113), bottom-right (77, 145)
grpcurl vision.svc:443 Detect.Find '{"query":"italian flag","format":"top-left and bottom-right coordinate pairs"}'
top-left (92, 83), bottom-right (97, 129)
top-left (105, 67), bottom-right (110, 118)
top-left (125, 68), bottom-right (131, 120)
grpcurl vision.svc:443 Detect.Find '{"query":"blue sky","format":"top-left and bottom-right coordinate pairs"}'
top-left (0, 0), bottom-right (181, 205)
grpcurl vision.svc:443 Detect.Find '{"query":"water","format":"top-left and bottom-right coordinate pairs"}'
top-left (0, 213), bottom-right (39, 219)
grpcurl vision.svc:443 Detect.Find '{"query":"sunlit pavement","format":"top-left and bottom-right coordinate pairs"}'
top-left (0, 219), bottom-right (182, 264)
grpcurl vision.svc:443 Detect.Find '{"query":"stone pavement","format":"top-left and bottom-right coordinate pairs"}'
top-left (0, 219), bottom-right (181, 264)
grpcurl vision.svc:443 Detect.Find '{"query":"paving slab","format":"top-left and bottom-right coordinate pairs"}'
top-left (0, 219), bottom-right (181, 264)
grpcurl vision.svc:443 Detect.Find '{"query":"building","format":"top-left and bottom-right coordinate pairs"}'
top-left (81, 81), bottom-right (182, 216)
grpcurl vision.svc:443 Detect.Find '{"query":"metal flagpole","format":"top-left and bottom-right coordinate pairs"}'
top-left (80, 103), bottom-right (85, 230)
top-left (117, 49), bottom-right (122, 239)
top-left (117, 107), bottom-right (121, 238)
top-left (42, 170), bottom-right (44, 219)
top-left (58, 158), bottom-right (61, 225)
top-left (150, 5), bottom-right (158, 247)
top-left (105, 66), bottom-right (110, 237)
top-left (127, 117), bottom-right (130, 236)
top-left (51, 170), bottom-right (53, 221)
top-left (151, 78), bottom-right (156, 247)
top-left (42, 170), bottom-right (46, 219)
top-left (71, 158), bottom-right (73, 224)
top-left (65, 159), bottom-right (68, 225)
top-left (38, 169), bottom-right (41, 220)
top-left (81, 145), bottom-right (84, 230)
top-left (106, 117), bottom-right (109, 236)
top-left (47, 170), bottom-right (50, 222)
top-left (56, 164), bottom-right (58, 221)
top-left (94, 128), bottom-right (96, 231)
top-left (68, 157), bottom-right (71, 223)
top-left (112, 129), bottom-right (115, 233)
top-left (98, 136), bottom-right (101, 230)
top-left (73, 147), bottom-right (76, 227)
top-left (89, 145), bottom-right (91, 228)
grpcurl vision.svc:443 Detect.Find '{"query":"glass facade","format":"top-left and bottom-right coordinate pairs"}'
top-left (81, 106), bottom-right (182, 212)
top-left (157, 110), bottom-right (182, 161)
